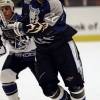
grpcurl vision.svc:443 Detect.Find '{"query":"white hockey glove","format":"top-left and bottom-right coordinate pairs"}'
top-left (7, 22), bottom-right (24, 36)
top-left (26, 22), bottom-right (48, 35)
top-left (2, 22), bottom-right (25, 40)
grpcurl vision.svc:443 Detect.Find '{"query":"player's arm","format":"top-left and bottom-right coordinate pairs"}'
top-left (44, 0), bottom-right (63, 26)
top-left (21, 0), bottom-right (30, 27)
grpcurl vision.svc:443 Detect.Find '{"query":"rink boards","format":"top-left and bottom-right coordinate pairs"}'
top-left (64, 7), bottom-right (100, 41)
top-left (73, 34), bottom-right (100, 41)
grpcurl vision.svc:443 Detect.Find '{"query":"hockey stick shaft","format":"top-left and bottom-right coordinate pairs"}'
top-left (0, 9), bottom-right (8, 28)
top-left (0, 9), bottom-right (7, 55)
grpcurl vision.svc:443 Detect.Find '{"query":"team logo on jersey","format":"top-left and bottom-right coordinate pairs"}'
top-left (29, 5), bottom-right (40, 23)
top-left (9, 36), bottom-right (30, 50)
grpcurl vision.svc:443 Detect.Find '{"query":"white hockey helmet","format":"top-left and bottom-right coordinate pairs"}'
top-left (0, 0), bottom-right (14, 11)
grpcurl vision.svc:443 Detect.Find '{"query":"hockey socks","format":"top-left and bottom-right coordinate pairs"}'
top-left (2, 82), bottom-right (19, 100)
top-left (70, 87), bottom-right (86, 100)
top-left (50, 86), bottom-right (71, 100)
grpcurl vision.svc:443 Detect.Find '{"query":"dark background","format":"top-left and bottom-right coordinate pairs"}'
top-left (13, 0), bottom-right (100, 7)
top-left (12, 0), bottom-right (22, 7)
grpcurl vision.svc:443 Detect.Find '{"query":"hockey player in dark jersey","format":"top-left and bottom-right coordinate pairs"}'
top-left (21, 0), bottom-right (86, 100)
top-left (0, 0), bottom-right (37, 100)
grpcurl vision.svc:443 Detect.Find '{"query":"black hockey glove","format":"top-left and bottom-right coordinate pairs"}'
top-left (26, 22), bottom-right (48, 36)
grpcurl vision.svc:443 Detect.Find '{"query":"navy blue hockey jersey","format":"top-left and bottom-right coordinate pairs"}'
top-left (22, 0), bottom-right (77, 45)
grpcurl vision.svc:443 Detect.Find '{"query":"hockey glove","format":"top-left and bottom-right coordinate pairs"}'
top-left (26, 22), bottom-right (48, 36)
top-left (7, 22), bottom-right (25, 36)
top-left (2, 22), bottom-right (25, 40)
top-left (41, 22), bottom-right (49, 31)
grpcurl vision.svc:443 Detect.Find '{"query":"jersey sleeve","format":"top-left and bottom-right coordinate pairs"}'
top-left (44, 0), bottom-right (63, 26)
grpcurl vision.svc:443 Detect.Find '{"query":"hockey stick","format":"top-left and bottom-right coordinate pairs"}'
top-left (0, 9), bottom-right (7, 55)
top-left (0, 8), bottom-right (8, 28)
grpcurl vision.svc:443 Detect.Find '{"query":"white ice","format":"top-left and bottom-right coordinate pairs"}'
top-left (0, 42), bottom-right (100, 100)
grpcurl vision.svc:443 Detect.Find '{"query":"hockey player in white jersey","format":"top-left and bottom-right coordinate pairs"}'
top-left (0, 0), bottom-right (37, 100)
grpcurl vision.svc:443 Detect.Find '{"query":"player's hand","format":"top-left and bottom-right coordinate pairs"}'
top-left (26, 22), bottom-right (48, 34)
top-left (26, 22), bottom-right (43, 34)
top-left (7, 22), bottom-right (24, 36)
top-left (42, 22), bottom-right (49, 31)
top-left (2, 22), bottom-right (25, 40)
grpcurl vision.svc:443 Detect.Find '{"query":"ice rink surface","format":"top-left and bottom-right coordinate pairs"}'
top-left (0, 42), bottom-right (100, 100)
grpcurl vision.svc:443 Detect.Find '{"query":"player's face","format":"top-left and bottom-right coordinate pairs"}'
top-left (1, 6), bottom-right (13, 21)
